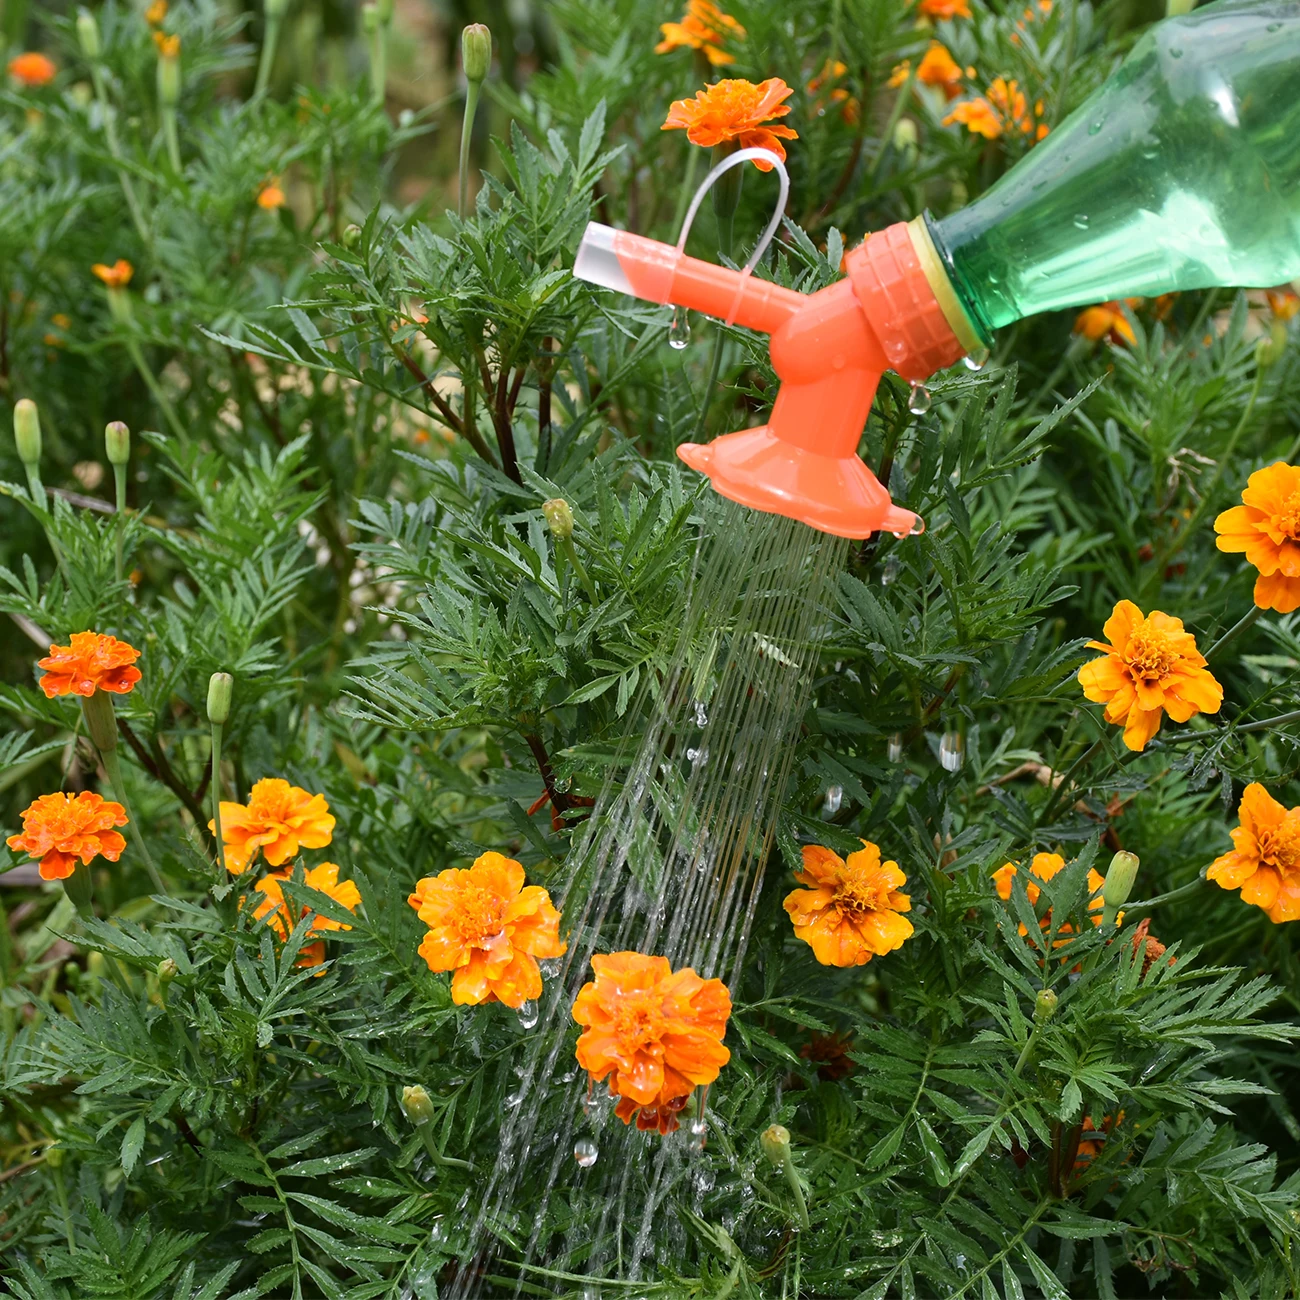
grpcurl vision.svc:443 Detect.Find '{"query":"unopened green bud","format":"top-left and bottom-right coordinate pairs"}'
top-left (892, 118), bottom-right (919, 152)
top-left (542, 498), bottom-right (573, 540)
top-left (45, 1144), bottom-right (64, 1169)
top-left (87, 950), bottom-right (107, 981)
top-left (341, 223), bottom-right (362, 249)
top-left (76, 8), bottom-right (101, 60)
top-left (461, 23), bottom-right (491, 83)
top-left (1034, 988), bottom-right (1058, 1023)
top-left (760, 1123), bottom-right (791, 1167)
top-left (207, 671), bottom-right (233, 725)
top-left (375, 0), bottom-right (394, 23)
top-left (402, 1084), bottom-right (435, 1126)
top-left (157, 957), bottom-right (178, 986)
top-left (157, 43), bottom-right (181, 107)
top-left (14, 398), bottom-right (41, 467)
top-left (1102, 850), bottom-right (1139, 926)
top-left (105, 420), bottom-right (130, 467)
top-left (265, 0), bottom-right (291, 19)
top-left (361, 3), bottom-right (380, 34)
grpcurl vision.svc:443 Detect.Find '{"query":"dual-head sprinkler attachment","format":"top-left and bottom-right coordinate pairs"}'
top-left (573, 147), bottom-right (984, 540)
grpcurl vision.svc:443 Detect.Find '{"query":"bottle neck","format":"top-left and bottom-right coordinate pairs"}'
top-left (910, 214), bottom-right (992, 352)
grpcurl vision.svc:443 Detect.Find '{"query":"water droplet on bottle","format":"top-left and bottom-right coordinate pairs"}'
top-left (888, 733), bottom-right (903, 763)
top-left (1168, 46), bottom-right (1182, 58)
top-left (881, 556), bottom-right (901, 586)
top-left (1088, 119), bottom-right (1103, 135)
top-left (939, 730), bottom-right (964, 772)
top-left (823, 785), bottom-right (843, 816)
top-left (668, 308), bottom-right (691, 349)
top-left (962, 345), bottom-right (990, 372)
top-left (1267, 21), bottom-right (1282, 31)
top-left (693, 700), bottom-right (708, 728)
top-left (907, 383), bottom-right (931, 415)
top-left (1073, 213), bottom-right (1089, 230)
top-left (517, 999), bottom-right (539, 1029)
top-left (574, 1138), bottom-right (598, 1167)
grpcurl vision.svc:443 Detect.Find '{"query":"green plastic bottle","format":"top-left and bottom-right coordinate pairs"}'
top-left (928, 0), bottom-right (1300, 342)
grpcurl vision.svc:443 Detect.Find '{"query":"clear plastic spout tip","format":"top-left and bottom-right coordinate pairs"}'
top-left (573, 222), bottom-right (634, 295)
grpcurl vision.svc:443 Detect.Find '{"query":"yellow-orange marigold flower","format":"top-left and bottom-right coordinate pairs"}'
top-left (1207, 783), bottom-right (1300, 922)
top-left (784, 841), bottom-right (913, 967)
top-left (211, 777), bottom-right (336, 875)
top-left (8, 53), bottom-right (56, 86)
top-left (916, 42), bottom-right (964, 98)
top-left (993, 851), bottom-right (1107, 935)
top-left (807, 59), bottom-right (860, 124)
top-left (93, 260), bottom-right (134, 289)
top-left (572, 952), bottom-right (731, 1135)
top-left (408, 852), bottom-right (566, 1008)
top-left (920, 0), bottom-right (973, 18)
top-left (945, 77), bottom-right (1045, 139)
top-left (152, 31), bottom-right (180, 58)
top-left (944, 95), bottom-right (1001, 138)
top-left (1266, 288), bottom-right (1300, 321)
top-left (1214, 462), bottom-right (1300, 613)
top-left (252, 862), bottom-right (361, 969)
top-left (146, 0), bottom-right (169, 26)
top-left (1077, 600), bottom-right (1222, 752)
top-left (257, 181), bottom-right (286, 210)
top-left (38, 631), bottom-right (141, 699)
top-left (1074, 300), bottom-right (1139, 346)
top-left (662, 77), bottom-right (798, 171)
top-left (655, 0), bottom-right (745, 67)
top-left (7, 791), bottom-right (127, 881)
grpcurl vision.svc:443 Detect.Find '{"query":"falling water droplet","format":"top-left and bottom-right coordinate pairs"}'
top-left (574, 1138), bottom-right (598, 1167)
top-left (881, 556), bottom-right (901, 586)
top-left (693, 700), bottom-right (708, 728)
top-left (888, 733), bottom-right (903, 763)
top-left (540, 957), bottom-right (562, 978)
top-left (518, 999), bottom-right (539, 1029)
top-left (939, 731), bottom-right (964, 772)
top-left (823, 785), bottom-right (843, 816)
top-left (695, 1164), bottom-right (716, 1192)
top-left (907, 383), bottom-right (931, 415)
top-left (504, 1091), bottom-right (523, 1109)
top-left (962, 345), bottom-right (990, 372)
top-left (668, 308), bottom-right (691, 350)
top-left (1073, 213), bottom-right (1090, 230)
top-left (689, 1118), bottom-right (708, 1150)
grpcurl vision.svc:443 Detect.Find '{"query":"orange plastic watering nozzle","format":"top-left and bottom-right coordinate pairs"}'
top-left (572, 218), bottom-right (982, 539)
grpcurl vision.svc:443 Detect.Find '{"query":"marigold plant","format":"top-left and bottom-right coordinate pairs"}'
top-left (655, 0), bottom-right (745, 67)
top-left (1214, 462), bottom-right (1300, 612)
top-left (6, 792), bottom-right (128, 881)
top-left (252, 862), bottom-right (361, 968)
top-left (1207, 783), bottom-right (1300, 922)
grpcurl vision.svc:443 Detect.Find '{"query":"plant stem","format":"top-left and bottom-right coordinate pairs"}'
top-left (162, 108), bottom-right (181, 172)
top-left (1205, 604), bottom-right (1263, 661)
top-left (458, 79), bottom-right (482, 218)
top-left (1038, 735), bottom-right (1104, 825)
top-left (255, 14), bottom-right (283, 98)
top-left (1158, 707), bottom-right (1300, 746)
top-left (124, 337), bottom-right (187, 445)
top-left (112, 462), bottom-right (127, 584)
top-left (779, 1143), bottom-right (810, 1231)
top-left (210, 721), bottom-right (228, 877)
top-left (88, 65), bottom-right (150, 245)
top-left (49, 1158), bottom-right (76, 1253)
top-left (1123, 876), bottom-right (1206, 912)
top-left (99, 746), bottom-right (167, 896)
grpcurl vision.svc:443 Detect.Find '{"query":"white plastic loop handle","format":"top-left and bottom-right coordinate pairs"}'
top-left (675, 146), bottom-right (790, 327)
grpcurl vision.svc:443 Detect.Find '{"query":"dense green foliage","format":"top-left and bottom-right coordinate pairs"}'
top-left (3, 1), bottom-right (1300, 1296)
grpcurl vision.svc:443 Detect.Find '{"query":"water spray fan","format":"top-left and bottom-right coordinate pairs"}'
top-left (573, 147), bottom-right (982, 540)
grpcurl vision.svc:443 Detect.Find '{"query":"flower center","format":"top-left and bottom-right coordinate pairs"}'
top-left (610, 992), bottom-right (668, 1053)
top-left (456, 884), bottom-right (507, 944)
top-left (1123, 627), bottom-right (1176, 683)
top-left (833, 867), bottom-right (891, 915)
top-left (1277, 490), bottom-right (1300, 541)
top-left (1260, 819), bottom-right (1300, 878)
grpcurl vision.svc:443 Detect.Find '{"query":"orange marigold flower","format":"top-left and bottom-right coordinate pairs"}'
top-left (916, 42), bottom-right (964, 98)
top-left (146, 0), bottom-right (169, 25)
top-left (7, 791), bottom-right (127, 881)
top-left (806, 60), bottom-right (860, 123)
top-left (252, 862), bottom-right (361, 969)
top-left (1074, 1111), bottom-right (1123, 1172)
top-left (38, 631), bottom-right (141, 699)
top-left (919, 0), bottom-right (973, 18)
top-left (946, 77), bottom-right (1045, 139)
top-left (8, 52), bottom-right (56, 87)
top-left (784, 841), bottom-right (913, 967)
top-left (943, 95), bottom-right (1002, 139)
top-left (211, 777), bottom-right (336, 875)
top-left (888, 59), bottom-right (911, 88)
top-left (1207, 782), bottom-right (1300, 923)
top-left (1077, 600), bottom-right (1223, 752)
top-left (655, 0), bottom-right (745, 67)
top-left (993, 851), bottom-right (1108, 936)
top-left (92, 260), bottom-right (134, 289)
top-left (257, 181), bottom-right (286, 210)
top-left (1214, 462), bottom-right (1300, 613)
top-left (1074, 300), bottom-right (1138, 346)
top-left (662, 77), bottom-right (799, 171)
top-left (152, 31), bottom-right (181, 57)
top-left (572, 952), bottom-right (731, 1135)
top-left (1266, 288), bottom-right (1300, 321)
top-left (408, 852), bottom-right (566, 1009)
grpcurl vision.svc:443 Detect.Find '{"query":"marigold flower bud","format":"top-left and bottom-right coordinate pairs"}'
top-left (14, 398), bottom-right (41, 468)
top-left (375, 0), bottom-right (395, 22)
top-left (76, 8), bottom-right (101, 60)
top-left (105, 420), bottom-right (130, 467)
top-left (265, 0), bottom-right (290, 18)
top-left (341, 223), bottom-right (362, 249)
top-left (761, 1123), bottom-right (791, 1167)
top-left (45, 1144), bottom-right (64, 1169)
top-left (461, 23), bottom-right (491, 83)
top-left (1102, 850), bottom-right (1139, 927)
top-left (893, 118), bottom-right (919, 151)
top-left (87, 950), bottom-right (106, 981)
top-left (157, 41), bottom-right (181, 106)
top-left (361, 3), bottom-right (380, 33)
top-left (157, 957), bottom-right (178, 986)
top-left (207, 671), bottom-right (233, 725)
top-left (402, 1084), bottom-right (435, 1126)
top-left (542, 498), bottom-right (574, 540)
top-left (1033, 988), bottom-right (1058, 1022)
